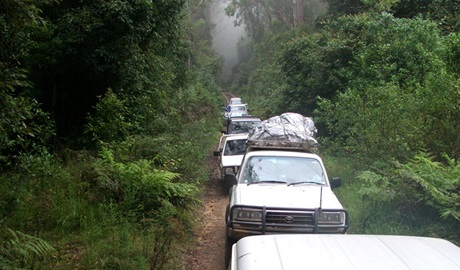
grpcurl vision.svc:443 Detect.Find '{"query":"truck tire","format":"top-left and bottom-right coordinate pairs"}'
top-left (225, 232), bottom-right (235, 268)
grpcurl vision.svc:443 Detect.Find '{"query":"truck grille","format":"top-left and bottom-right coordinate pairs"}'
top-left (229, 205), bottom-right (348, 235)
top-left (265, 211), bottom-right (314, 225)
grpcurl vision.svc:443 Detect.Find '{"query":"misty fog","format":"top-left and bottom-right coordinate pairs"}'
top-left (210, 0), bottom-right (244, 83)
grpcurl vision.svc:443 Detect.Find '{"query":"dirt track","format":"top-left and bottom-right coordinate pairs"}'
top-left (182, 155), bottom-right (228, 270)
top-left (222, 91), bottom-right (235, 102)
top-left (182, 92), bottom-right (235, 270)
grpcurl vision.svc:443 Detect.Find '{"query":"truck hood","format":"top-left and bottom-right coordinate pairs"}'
top-left (233, 184), bottom-right (343, 209)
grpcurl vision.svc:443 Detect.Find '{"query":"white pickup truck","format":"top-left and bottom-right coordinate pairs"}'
top-left (224, 113), bottom-right (348, 266)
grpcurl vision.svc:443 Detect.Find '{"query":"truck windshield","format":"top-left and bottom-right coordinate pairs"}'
top-left (240, 156), bottom-right (325, 185)
top-left (229, 120), bottom-right (261, 134)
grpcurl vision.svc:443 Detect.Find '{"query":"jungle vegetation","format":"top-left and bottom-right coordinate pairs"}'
top-left (1, 0), bottom-right (459, 269)
top-left (1, 0), bottom-right (222, 269)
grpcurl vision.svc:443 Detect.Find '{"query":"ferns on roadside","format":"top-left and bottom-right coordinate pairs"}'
top-left (397, 152), bottom-right (460, 221)
top-left (0, 228), bottom-right (54, 270)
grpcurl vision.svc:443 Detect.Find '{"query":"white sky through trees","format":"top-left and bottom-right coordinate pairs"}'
top-left (210, 0), bottom-right (244, 82)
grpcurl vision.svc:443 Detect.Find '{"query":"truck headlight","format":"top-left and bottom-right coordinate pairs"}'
top-left (232, 208), bottom-right (263, 221)
top-left (318, 212), bottom-right (345, 225)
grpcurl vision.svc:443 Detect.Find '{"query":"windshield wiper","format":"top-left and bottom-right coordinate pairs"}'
top-left (288, 181), bottom-right (324, 186)
top-left (248, 180), bottom-right (288, 185)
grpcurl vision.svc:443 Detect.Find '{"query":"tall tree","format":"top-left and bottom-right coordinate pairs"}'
top-left (293, 0), bottom-right (304, 26)
top-left (225, 0), bottom-right (313, 41)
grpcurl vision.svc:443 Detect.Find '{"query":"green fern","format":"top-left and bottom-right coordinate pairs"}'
top-left (398, 152), bottom-right (460, 221)
top-left (0, 228), bottom-right (54, 270)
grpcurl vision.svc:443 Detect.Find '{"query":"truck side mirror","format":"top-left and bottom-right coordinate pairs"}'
top-left (330, 177), bottom-right (342, 189)
top-left (213, 150), bottom-right (221, 157)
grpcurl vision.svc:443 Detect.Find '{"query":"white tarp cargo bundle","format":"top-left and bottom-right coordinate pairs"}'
top-left (247, 112), bottom-right (319, 152)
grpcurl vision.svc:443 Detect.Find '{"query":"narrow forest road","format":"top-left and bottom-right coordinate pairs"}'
top-left (182, 155), bottom-right (228, 270)
top-left (182, 92), bottom-right (236, 270)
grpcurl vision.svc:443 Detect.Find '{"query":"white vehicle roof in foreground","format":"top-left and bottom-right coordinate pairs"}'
top-left (232, 234), bottom-right (460, 270)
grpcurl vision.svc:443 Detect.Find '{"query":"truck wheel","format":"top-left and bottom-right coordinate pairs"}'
top-left (222, 182), bottom-right (231, 195)
top-left (225, 232), bottom-right (235, 268)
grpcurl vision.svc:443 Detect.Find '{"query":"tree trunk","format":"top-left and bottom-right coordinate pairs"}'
top-left (293, 0), bottom-right (304, 27)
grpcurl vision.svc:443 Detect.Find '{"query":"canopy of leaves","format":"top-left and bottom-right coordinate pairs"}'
top-left (279, 13), bottom-right (459, 161)
top-left (26, 0), bottom-right (186, 143)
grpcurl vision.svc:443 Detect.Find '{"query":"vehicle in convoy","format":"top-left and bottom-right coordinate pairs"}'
top-left (225, 116), bottom-right (261, 135)
top-left (229, 234), bottom-right (460, 270)
top-left (224, 113), bottom-right (347, 266)
top-left (223, 104), bottom-right (248, 125)
top-left (230, 97), bottom-right (242, 105)
top-left (214, 134), bottom-right (248, 192)
top-left (227, 104), bottom-right (247, 113)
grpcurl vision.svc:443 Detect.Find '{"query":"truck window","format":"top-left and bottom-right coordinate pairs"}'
top-left (229, 120), bottom-right (261, 134)
top-left (224, 139), bottom-right (247, 156)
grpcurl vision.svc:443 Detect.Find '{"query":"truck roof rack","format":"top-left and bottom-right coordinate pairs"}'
top-left (247, 112), bottom-right (318, 153)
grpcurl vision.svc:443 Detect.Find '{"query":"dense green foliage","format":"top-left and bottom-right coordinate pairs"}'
top-left (28, 0), bottom-right (190, 142)
top-left (0, 0), bottom-right (55, 169)
top-left (285, 13), bottom-right (460, 161)
top-left (228, 0), bottom-right (459, 244)
top-left (2, 0), bottom-right (459, 267)
top-left (1, 0), bottom-right (222, 268)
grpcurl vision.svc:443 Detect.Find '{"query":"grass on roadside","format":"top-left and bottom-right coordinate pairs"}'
top-left (323, 155), bottom-right (459, 245)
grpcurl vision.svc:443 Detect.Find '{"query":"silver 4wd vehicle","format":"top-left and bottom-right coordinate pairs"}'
top-left (224, 113), bottom-right (348, 266)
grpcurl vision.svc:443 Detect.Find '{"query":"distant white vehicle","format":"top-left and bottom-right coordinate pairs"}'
top-left (225, 104), bottom-right (247, 112)
top-left (230, 97), bottom-right (243, 105)
top-left (229, 234), bottom-right (460, 270)
top-left (223, 104), bottom-right (248, 125)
